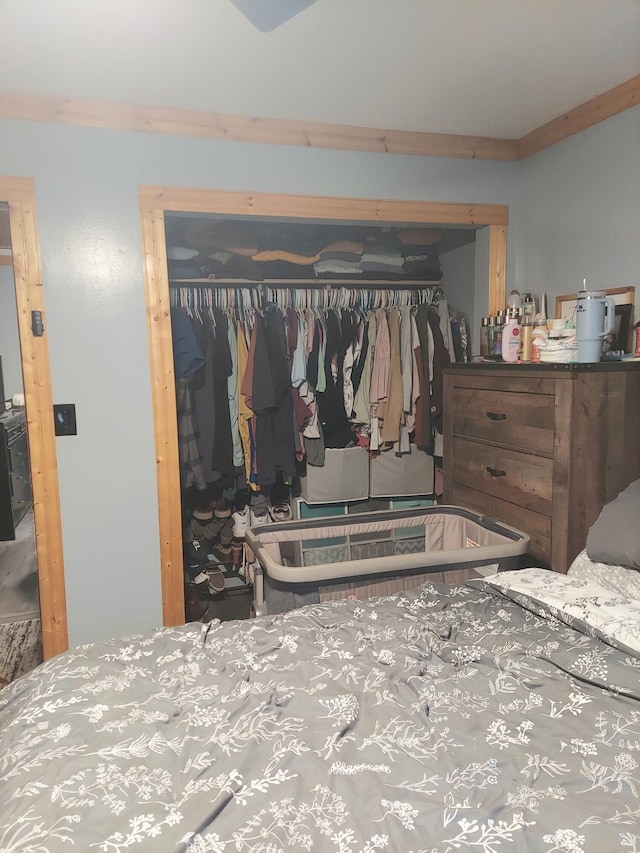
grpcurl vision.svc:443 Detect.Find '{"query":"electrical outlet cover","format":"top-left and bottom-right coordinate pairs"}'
top-left (53, 404), bottom-right (77, 436)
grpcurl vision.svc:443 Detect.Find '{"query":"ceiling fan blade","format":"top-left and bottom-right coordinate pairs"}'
top-left (228, 0), bottom-right (319, 32)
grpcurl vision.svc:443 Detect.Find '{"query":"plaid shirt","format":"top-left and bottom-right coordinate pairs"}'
top-left (176, 378), bottom-right (206, 490)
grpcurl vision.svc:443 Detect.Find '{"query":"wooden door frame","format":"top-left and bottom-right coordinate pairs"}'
top-left (1, 176), bottom-right (67, 658)
top-left (139, 186), bottom-right (509, 626)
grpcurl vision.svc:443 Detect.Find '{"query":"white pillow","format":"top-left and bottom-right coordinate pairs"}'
top-left (567, 548), bottom-right (640, 599)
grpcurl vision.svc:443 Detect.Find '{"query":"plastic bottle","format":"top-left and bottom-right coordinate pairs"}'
top-left (521, 293), bottom-right (535, 321)
top-left (493, 314), bottom-right (503, 356)
top-left (486, 317), bottom-right (495, 356)
top-left (479, 317), bottom-right (489, 357)
top-left (501, 312), bottom-right (521, 362)
top-left (506, 290), bottom-right (522, 312)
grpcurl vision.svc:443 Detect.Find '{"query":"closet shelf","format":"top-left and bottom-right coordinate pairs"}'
top-left (169, 278), bottom-right (442, 288)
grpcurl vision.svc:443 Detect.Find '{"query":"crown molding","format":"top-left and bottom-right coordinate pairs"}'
top-left (517, 74), bottom-right (640, 159)
top-left (1, 77), bottom-right (638, 162)
top-left (0, 91), bottom-right (518, 160)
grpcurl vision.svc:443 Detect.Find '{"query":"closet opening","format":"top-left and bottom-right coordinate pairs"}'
top-left (140, 188), bottom-right (508, 626)
top-left (0, 177), bottom-right (66, 662)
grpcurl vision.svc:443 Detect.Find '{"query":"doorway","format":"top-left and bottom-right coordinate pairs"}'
top-left (0, 205), bottom-right (41, 682)
top-left (0, 177), bottom-right (67, 666)
top-left (139, 186), bottom-right (509, 625)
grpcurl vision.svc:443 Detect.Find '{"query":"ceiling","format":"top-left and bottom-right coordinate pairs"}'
top-left (1, 0), bottom-right (639, 139)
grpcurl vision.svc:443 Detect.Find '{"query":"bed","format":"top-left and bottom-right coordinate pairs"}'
top-left (1, 555), bottom-right (639, 852)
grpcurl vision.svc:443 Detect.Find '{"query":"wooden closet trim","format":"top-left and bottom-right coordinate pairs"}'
top-left (1, 176), bottom-right (68, 658)
top-left (487, 225), bottom-right (507, 315)
top-left (140, 187), bottom-right (508, 626)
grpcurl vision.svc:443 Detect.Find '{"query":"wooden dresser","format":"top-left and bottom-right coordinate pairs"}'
top-left (443, 363), bottom-right (640, 572)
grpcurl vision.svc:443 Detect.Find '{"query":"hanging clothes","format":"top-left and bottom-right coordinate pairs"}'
top-left (381, 308), bottom-right (404, 447)
top-left (316, 309), bottom-right (352, 449)
top-left (236, 322), bottom-right (253, 486)
top-left (175, 378), bottom-right (207, 491)
top-left (247, 310), bottom-right (297, 485)
top-left (414, 302), bottom-right (434, 455)
top-left (210, 308), bottom-right (234, 478)
top-left (170, 282), bottom-right (453, 487)
top-left (192, 322), bottom-right (219, 484)
top-left (226, 319), bottom-right (244, 469)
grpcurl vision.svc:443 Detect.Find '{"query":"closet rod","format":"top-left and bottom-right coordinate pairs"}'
top-left (169, 278), bottom-right (442, 289)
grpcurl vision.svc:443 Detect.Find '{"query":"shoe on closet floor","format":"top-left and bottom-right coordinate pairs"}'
top-left (209, 542), bottom-right (233, 566)
top-left (232, 505), bottom-right (250, 538)
top-left (206, 566), bottom-right (226, 596)
top-left (269, 502), bottom-right (291, 522)
top-left (184, 563), bottom-right (211, 587)
top-left (249, 508), bottom-right (269, 527)
top-left (189, 512), bottom-right (223, 543)
top-left (213, 498), bottom-right (232, 519)
top-left (230, 539), bottom-right (244, 569)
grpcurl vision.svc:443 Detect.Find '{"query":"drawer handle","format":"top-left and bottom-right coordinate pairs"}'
top-left (486, 466), bottom-right (506, 478)
top-left (486, 411), bottom-right (507, 421)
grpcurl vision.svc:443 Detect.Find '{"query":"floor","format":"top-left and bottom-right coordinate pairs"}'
top-left (0, 508), bottom-right (43, 686)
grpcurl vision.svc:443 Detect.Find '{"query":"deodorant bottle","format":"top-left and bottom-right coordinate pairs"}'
top-left (501, 313), bottom-right (521, 362)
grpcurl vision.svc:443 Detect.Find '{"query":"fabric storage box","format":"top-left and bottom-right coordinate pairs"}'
top-left (369, 444), bottom-right (434, 498)
top-left (299, 446), bottom-right (369, 504)
top-left (247, 505), bottom-right (530, 615)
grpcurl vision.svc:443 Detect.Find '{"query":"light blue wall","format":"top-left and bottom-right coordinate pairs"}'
top-left (2, 108), bottom-right (636, 646)
top-left (517, 106), bottom-right (640, 311)
top-left (0, 118), bottom-right (520, 646)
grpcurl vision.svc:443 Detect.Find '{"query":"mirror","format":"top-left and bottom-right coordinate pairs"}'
top-left (0, 203), bottom-right (42, 686)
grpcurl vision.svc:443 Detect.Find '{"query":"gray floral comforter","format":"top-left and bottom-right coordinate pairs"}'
top-left (1, 570), bottom-right (639, 853)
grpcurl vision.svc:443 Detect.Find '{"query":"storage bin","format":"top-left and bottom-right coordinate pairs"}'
top-left (369, 444), bottom-right (434, 497)
top-left (299, 446), bottom-right (369, 504)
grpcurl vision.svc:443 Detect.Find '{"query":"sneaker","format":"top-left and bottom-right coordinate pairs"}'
top-left (232, 505), bottom-right (250, 539)
top-left (219, 518), bottom-right (234, 547)
top-left (209, 542), bottom-right (233, 565)
top-left (190, 514), bottom-right (223, 543)
top-left (184, 565), bottom-right (210, 586)
top-left (213, 498), bottom-right (232, 519)
top-left (230, 540), bottom-right (244, 569)
top-left (269, 502), bottom-right (291, 522)
top-left (250, 508), bottom-right (269, 527)
top-left (206, 566), bottom-right (226, 596)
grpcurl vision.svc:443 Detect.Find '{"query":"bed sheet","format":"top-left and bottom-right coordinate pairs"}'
top-left (1, 571), bottom-right (639, 853)
top-left (567, 547), bottom-right (640, 600)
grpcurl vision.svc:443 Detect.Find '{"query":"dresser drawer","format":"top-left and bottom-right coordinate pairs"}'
top-left (11, 459), bottom-right (31, 504)
top-left (8, 434), bottom-right (29, 472)
top-left (450, 437), bottom-right (553, 516)
top-left (450, 387), bottom-right (555, 454)
top-left (449, 483), bottom-right (551, 563)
